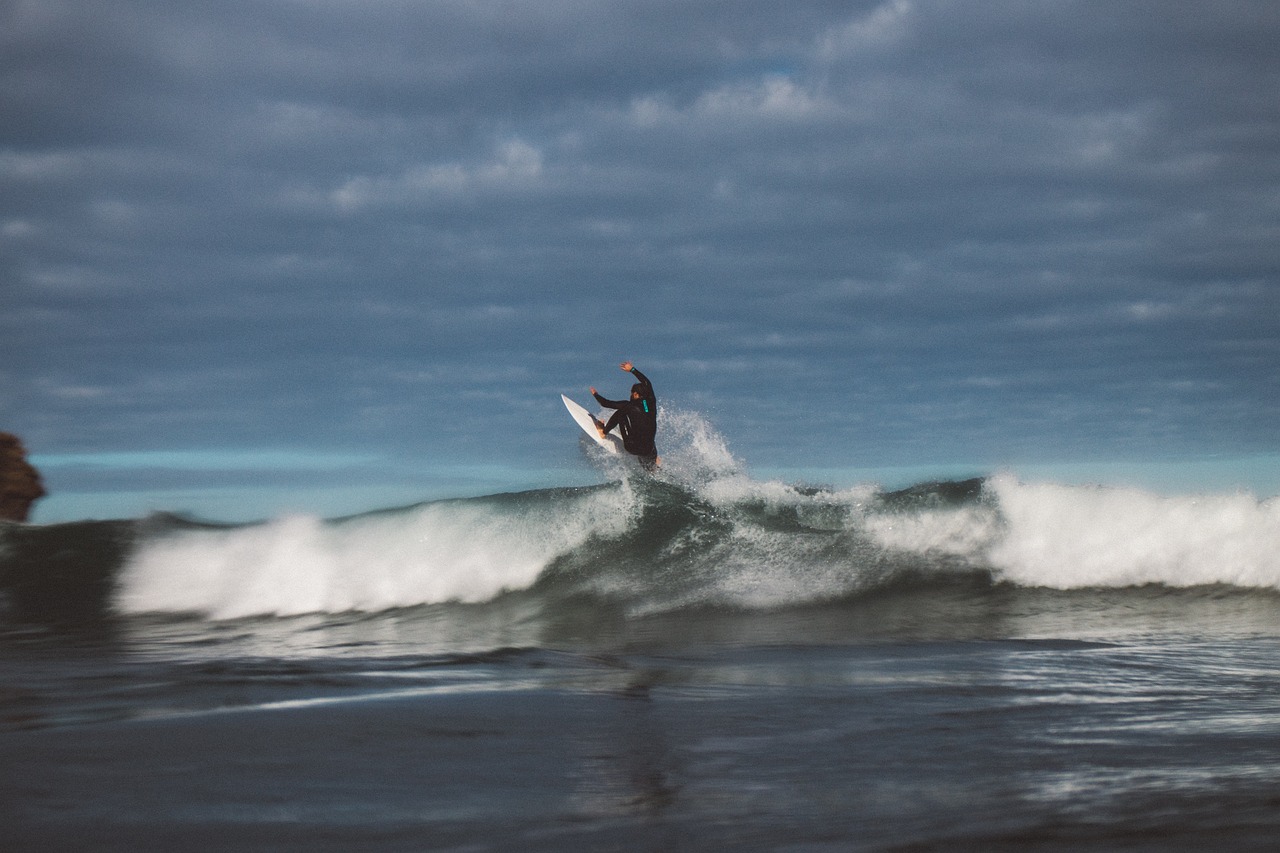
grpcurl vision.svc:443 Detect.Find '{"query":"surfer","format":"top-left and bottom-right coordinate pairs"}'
top-left (590, 361), bottom-right (659, 469)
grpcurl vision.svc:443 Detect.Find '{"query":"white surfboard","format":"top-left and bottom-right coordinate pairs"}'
top-left (561, 394), bottom-right (624, 454)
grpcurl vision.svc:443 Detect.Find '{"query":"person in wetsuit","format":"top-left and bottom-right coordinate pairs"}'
top-left (590, 361), bottom-right (658, 468)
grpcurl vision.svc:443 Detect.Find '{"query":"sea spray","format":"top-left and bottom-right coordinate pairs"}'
top-left (656, 407), bottom-right (745, 483)
top-left (570, 408), bottom-right (897, 611)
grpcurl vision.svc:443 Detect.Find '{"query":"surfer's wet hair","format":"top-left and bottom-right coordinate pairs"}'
top-left (631, 384), bottom-right (645, 396)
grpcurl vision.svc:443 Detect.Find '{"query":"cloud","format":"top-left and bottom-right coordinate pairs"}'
top-left (2, 0), bottom-right (1278, 515)
top-left (327, 138), bottom-right (546, 213)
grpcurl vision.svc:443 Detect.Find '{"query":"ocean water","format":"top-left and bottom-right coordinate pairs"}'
top-left (4, 421), bottom-right (1280, 850)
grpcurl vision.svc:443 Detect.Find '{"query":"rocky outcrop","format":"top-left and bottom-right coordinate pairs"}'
top-left (1, 433), bottom-right (46, 522)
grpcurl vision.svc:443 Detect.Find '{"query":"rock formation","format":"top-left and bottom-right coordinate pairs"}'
top-left (1, 432), bottom-right (46, 522)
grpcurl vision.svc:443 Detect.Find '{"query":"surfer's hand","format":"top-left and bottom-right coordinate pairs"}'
top-left (620, 361), bottom-right (633, 372)
top-left (590, 386), bottom-right (597, 395)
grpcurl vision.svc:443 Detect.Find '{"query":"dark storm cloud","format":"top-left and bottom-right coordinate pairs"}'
top-left (3, 0), bottom-right (1278, 506)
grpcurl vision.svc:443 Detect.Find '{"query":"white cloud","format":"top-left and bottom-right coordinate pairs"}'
top-left (0, 150), bottom-right (86, 180)
top-left (328, 138), bottom-right (545, 212)
top-left (2, 219), bottom-right (38, 239)
top-left (42, 383), bottom-right (110, 401)
top-left (26, 264), bottom-right (116, 292)
top-left (817, 0), bottom-right (915, 58)
top-left (697, 75), bottom-right (830, 122)
top-left (628, 74), bottom-right (833, 133)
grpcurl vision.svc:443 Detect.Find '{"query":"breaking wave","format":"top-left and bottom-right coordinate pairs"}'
top-left (3, 411), bottom-right (1279, 623)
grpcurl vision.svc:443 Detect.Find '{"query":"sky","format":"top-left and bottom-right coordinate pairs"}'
top-left (3, 0), bottom-right (1279, 521)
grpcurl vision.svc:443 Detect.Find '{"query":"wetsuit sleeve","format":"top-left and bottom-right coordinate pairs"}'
top-left (629, 366), bottom-right (653, 394)
top-left (592, 392), bottom-right (626, 409)
top-left (629, 367), bottom-right (656, 417)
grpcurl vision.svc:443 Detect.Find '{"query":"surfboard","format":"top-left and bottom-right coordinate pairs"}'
top-left (561, 394), bottom-right (624, 453)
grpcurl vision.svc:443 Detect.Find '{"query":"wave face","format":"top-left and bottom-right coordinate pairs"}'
top-left (3, 413), bottom-right (1279, 624)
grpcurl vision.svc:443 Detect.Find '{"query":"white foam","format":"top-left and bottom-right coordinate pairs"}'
top-left (116, 487), bottom-right (636, 619)
top-left (985, 473), bottom-right (1280, 589)
top-left (862, 504), bottom-right (1003, 560)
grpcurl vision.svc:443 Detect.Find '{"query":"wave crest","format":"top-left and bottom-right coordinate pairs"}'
top-left (985, 473), bottom-right (1280, 589)
top-left (11, 413), bottom-right (1277, 622)
top-left (108, 465), bottom-right (1280, 620)
top-left (116, 487), bottom-right (636, 619)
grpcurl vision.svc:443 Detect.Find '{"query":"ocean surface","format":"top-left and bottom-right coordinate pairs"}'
top-left (5, 426), bottom-right (1280, 851)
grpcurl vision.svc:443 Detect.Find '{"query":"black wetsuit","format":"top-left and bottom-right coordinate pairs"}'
top-left (593, 366), bottom-right (658, 464)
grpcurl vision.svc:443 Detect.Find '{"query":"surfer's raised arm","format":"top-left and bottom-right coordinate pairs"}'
top-left (621, 362), bottom-right (653, 395)
top-left (597, 362), bottom-right (652, 407)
